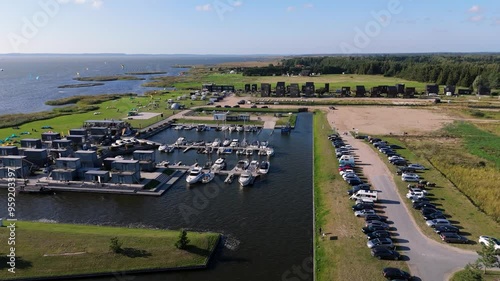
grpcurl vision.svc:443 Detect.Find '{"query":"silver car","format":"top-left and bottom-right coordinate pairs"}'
top-left (367, 238), bottom-right (394, 249)
top-left (426, 219), bottom-right (451, 228)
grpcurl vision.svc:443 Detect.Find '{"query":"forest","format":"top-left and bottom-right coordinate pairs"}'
top-left (241, 54), bottom-right (500, 90)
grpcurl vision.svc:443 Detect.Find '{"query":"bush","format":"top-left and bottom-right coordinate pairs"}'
top-left (175, 229), bottom-right (190, 250)
top-left (109, 237), bottom-right (123, 253)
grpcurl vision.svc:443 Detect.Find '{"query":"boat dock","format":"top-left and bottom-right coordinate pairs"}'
top-left (169, 144), bottom-right (273, 156)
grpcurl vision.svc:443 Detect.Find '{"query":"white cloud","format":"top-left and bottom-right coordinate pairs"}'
top-left (74, 0), bottom-right (86, 4)
top-left (468, 5), bottom-right (481, 13)
top-left (232, 1), bottom-right (243, 7)
top-left (286, 6), bottom-right (295, 12)
top-left (195, 4), bottom-right (212, 12)
top-left (304, 3), bottom-right (314, 9)
top-left (92, 0), bottom-right (103, 9)
top-left (469, 15), bottom-right (484, 22)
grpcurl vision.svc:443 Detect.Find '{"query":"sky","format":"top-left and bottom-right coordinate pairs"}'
top-left (0, 0), bottom-right (499, 54)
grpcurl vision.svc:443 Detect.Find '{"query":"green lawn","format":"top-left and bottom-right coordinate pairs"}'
top-left (451, 269), bottom-right (500, 281)
top-left (313, 112), bottom-right (408, 281)
top-left (0, 221), bottom-right (219, 280)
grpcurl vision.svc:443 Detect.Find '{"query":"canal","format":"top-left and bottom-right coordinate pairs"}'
top-left (0, 113), bottom-right (314, 281)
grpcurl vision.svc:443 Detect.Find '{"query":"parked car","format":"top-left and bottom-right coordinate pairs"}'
top-left (402, 173), bottom-right (420, 182)
top-left (365, 220), bottom-right (389, 229)
top-left (478, 236), bottom-right (500, 251)
top-left (237, 100), bottom-right (246, 104)
top-left (408, 187), bottom-right (427, 195)
top-left (382, 267), bottom-right (412, 280)
top-left (434, 225), bottom-right (460, 234)
top-left (261, 105), bottom-right (268, 108)
top-left (371, 247), bottom-right (400, 260)
top-left (347, 178), bottom-right (364, 186)
top-left (362, 225), bottom-right (387, 234)
top-left (423, 212), bottom-right (447, 221)
top-left (407, 163), bottom-right (426, 170)
top-left (413, 202), bottom-right (436, 210)
top-left (352, 202), bottom-right (374, 211)
top-left (367, 230), bottom-right (391, 240)
top-left (421, 207), bottom-right (441, 216)
top-left (233, 105), bottom-right (240, 108)
top-left (348, 185), bottom-right (371, 195)
top-left (392, 160), bottom-right (408, 166)
top-left (224, 105), bottom-right (231, 108)
top-left (355, 209), bottom-right (377, 217)
top-left (215, 105), bottom-right (222, 108)
top-left (426, 219), bottom-right (451, 228)
top-left (440, 232), bottom-right (469, 244)
top-left (367, 238), bottom-right (394, 249)
top-left (250, 105), bottom-right (257, 108)
top-left (406, 192), bottom-right (426, 199)
top-left (412, 197), bottom-right (431, 204)
top-left (365, 214), bottom-right (387, 222)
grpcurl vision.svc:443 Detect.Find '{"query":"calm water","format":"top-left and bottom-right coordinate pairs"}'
top-left (0, 55), bottom-right (267, 114)
top-left (0, 113), bottom-right (313, 281)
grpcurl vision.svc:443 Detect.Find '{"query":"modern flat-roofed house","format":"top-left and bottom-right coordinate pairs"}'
top-left (403, 87), bottom-right (416, 98)
top-left (66, 135), bottom-right (85, 147)
top-left (84, 170), bottom-right (110, 183)
top-left (260, 83), bottom-right (271, 97)
top-left (244, 84), bottom-right (251, 92)
top-left (458, 89), bottom-right (472, 95)
top-left (370, 86), bottom-right (382, 97)
top-left (203, 83), bottom-right (235, 92)
top-left (426, 84), bottom-right (439, 95)
top-left (133, 150), bottom-right (156, 172)
top-left (20, 148), bottom-right (49, 168)
top-left (379, 85), bottom-right (389, 95)
top-left (444, 85), bottom-right (456, 95)
top-left (396, 84), bottom-right (405, 94)
top-left (51, 157), bottom-right (81, 181)
top-left (0, 155), bottom-right (30, 179)
top-left (21, 139), bottom-right (42, 149)
top-left (276, 82), bottom-right (286, 97)
top-left (341, 87), bottom-right (351, 97)
top-left (0, 146), bottom-right (19, 156)
top-left (69, 129), bottom-right (87, 136)
top-left (75, 150), bottom-right (99, 168)
top-left (111, 160), bottom-right (141, 184)
top-left (355, 85), bottom-right (366, 97)
top-left (324, 83), bottom-right (330, 95)
top-left (477, 86), bottom-right (491, 95)
top-left (387, 86), bottom-right (398, 98)
top-left (303, 82), bottom-right (315, 97)
top-left (52, 139), bottom-right (73, 149)
top-left (289, 83), bottom-right (300, 97)
top-left (41, 132), bottom-right (61, 142)
top-left (251, 84), bottom-right (258, 92)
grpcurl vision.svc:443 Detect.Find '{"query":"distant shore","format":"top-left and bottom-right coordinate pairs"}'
top-left (58, 82), bottom-right (104, 88)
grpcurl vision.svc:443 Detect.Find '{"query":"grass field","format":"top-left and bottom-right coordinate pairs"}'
top-left (451, 269), bottom-right (500, 281)
top-left (367, 135), bottom-right (500, 246)
top-left (0, 221), bottom-right (219, 280)
top-left (313, 112), bottom-right (408, 281)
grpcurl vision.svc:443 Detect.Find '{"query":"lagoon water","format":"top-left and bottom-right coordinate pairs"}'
top-left (0, 55), bottom-right (266, 114)
top-left (0, 114), bottom-right (314, 281)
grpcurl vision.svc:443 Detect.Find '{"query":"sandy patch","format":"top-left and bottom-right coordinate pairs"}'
top-left (123, 112), bottom-right (161, 120)
top-left (327, 106), bottom-right (455, 135)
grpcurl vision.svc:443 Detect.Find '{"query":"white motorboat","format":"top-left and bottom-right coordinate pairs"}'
top-left (175, 137), bottom-right (186, 145)
top-left (236, 149), bottom-right (245, 155)
top-left (248, 160), bottom-right (259, 171)
top-left (228, 125), bottom-right (236, 132)
top-left (259, 141), bottom-right (268, 148)
top-left (222, 138), bottom-right (231, 146)
top-left (212, 138), bottom-right (221, 147)
top-left (174, 125), bottom-right (184, 130)
top-left (158, 160), bottom-right (170, 167)
top-left (258, 149), bottom-right (267, 156)
top-left (236, 125), bottom-right (244, 132)
top-left (245, 148), bottom-right (254, 156)
top-left (201, 172), bottom-right (215, 183)
top-left (186, 166), bottom-right (204, 184)
top-left (238, 171), bottom-right (253, 187)
top-left (258, 161), bottom-right (270, 174)
top-left (221, 125), bottom-right (229, 131)
top-left (158, 144), bottom-right (168, 152)
top-left (235, 160), bottom-right (249, 171)
top-left (184, 124), bottom-right (194, 130)
top-left (229, 139), bottom-right (239, 147)
top-left (211, 157), bottom-right (226, 170)
top-left (266, 147), bottom-right (275, 156)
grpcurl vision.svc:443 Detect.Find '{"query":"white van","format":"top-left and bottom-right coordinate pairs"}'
top-left (350, 190), bottom-right (378, 202)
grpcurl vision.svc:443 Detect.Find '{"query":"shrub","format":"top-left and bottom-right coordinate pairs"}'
top-left (109, 237), bottom-right (123, 253)
top-left (175, 229), bottom-right (190, 250)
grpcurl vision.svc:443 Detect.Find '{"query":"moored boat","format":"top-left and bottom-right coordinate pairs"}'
top-left (238, 171), bottom-right (253, 187)
top-left (259, 161), bottom-right (270, 174)
top-left (201, 172), bottom-right (215, 183)
top-left (186, 166), bottom-right (204, 184)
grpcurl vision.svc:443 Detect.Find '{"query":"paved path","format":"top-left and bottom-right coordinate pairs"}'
top-left (330, 115), bottom-right (478, 281)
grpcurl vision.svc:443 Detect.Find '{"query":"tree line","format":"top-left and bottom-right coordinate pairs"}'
top-left (241, 55), bottom-right (500, 89)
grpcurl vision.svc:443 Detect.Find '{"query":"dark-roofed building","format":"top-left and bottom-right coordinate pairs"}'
top-left (84, 170), bottom-right (110, 183)
top-left (444, 85), bottom-right (456, 95)
top-left (251, 84), bottom-right (258, 92)
top-left (260, 83), bottom-right (271, 97)
top-left (41, 132), bottom-right (61, 142)
top-left (478, 86), bottom-right (491, 95)
top-left (21, 139), bottom-right (42, 149)
top-left (52, 139), bottom-right (73, 150)
top-left (458, 89), bottom-right (472, 95)
top-left (387, 86), bottom-right (398, 98)
top-left (276, 82), bottom-right (286, 97)
top-left (355, 85), bottom-right (366, 97)
top-left (0, 146), bottom-right (19, 156)
top-left (303, 82), bottom-right (315, 97)
top-left (289, 83), bottom-right (300, 97)
top-left (0, 156), bottom-right (30, 179)
top-left (111, 160), bottom-right (141, 184)
top-left (202, 83), bottom-right (235, 92)
top-left (133, 150), bottom-right (156, 172)
top-left (426, 84), bottom-right (439, 95)
top-left (403, 87), bottom-right (416, 98)
top-left (370, 86), bottom-right (382, 97)
top-left (75, 150), bottom-right (99, 168)
top-left (396, 84), bottom-right (405, 94)
top-left (52, 157), bottom-right (81, 181)
top-left (20, 148), bottom-right (48, 168)
top-left (244, 84), bottom-right (251, 92)
top-left (323, 83), bottom-right (330, 96)
top-left (341, 87), bottom-right (351, 97)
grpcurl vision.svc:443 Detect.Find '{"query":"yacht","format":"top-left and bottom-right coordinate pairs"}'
top-left (229, 139), bottom-right (239, 147)
top-left (266, 147), bottom-right (275, 156)
top-left (221, 125), bottom-right (229, 131)
top-left (236, 125), bottom-right (244, 132)
top-left (248, 160), bottom-right (259, 171)
top-left (238, 171), bottom-right (253, 187)
top-left (175, 137), bottom-right (186, 145)
top-left (245, 148), bottom-right (254, 156)
top-left (222, 138), bottom-right (231, 147)
top-left (158, 144), bottom-right (174, 153)
top-left (201, 172), bottom-right (215, 184)
top-left (259, 161), bottom-right (270, 174)
top-left (259, 141), bottom-right (269, 148)
top-left (174, 125), bottom-right (184, 130)
top-left (186, 166), bottom-right (204, 184)
top-left (228, 125), bottom-right (236, 132)
top-left (212, 138), bottom-right (221, 147)
top-left (235, 160), bottom-right (249, 171)
top-left (211, 157), bottom-right (226, 170)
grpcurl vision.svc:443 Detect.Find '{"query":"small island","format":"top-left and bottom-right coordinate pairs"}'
top-left (58, 83), bottom-right (105, 89)
top-left (125, 71), bottom-right (168, 75)
top-left (74, 75), bottom-right (145, 82)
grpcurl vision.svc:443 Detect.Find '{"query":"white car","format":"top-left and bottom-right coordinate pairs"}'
top-left (478, 236), bottom-right (500, 251)
top-left (409, 187), bottom-right (428, 195)
top-left (407, 164), bottom-right (426, 170)
top-left (402, 174), bottom-right (420, 182)
top-left (388, 156), bottom-right (404, 161)
top-left (340, 169), bottom-right (355, 176)
top-left (355, 209), bottom-right (376, 217)
top-left (406, 192), bottom-right (426, 200)
top-left (426, 219), bottom-right (451, 228)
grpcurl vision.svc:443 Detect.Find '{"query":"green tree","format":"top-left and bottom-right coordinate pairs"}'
top-left (109, 237), bottom-right (123, 254)
top-left (477, 243), bottom-right (499, 273)
top-left (175, 229), bottom-right (190, 250)
top-left (459, 262), bottom-right (483, 281)
top-left (473, 75), bottom-right (490, 92)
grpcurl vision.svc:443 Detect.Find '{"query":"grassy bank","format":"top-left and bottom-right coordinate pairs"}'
top-left (451, 269), bottom-right (500, 281)
top-left (366, 134), bottom-right (500, 248)
top-left (0, 221), bottom-right (219, 280)
top-left (313, 112), bottom-right (407, 281)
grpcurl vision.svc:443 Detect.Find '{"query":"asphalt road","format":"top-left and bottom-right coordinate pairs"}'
top-left (344, 133), bottom-right (478, 281)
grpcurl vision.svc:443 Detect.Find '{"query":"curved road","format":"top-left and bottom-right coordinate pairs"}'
top-left (330, 114), bottom-right (478, 281)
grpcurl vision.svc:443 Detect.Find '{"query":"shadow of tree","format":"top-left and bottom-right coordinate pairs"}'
top-left (0, 256), bottom-right (33, 270)
top-left (185, 245), bottom-right (210, 257)
top-left (120, 248), bottom-right (152, 258)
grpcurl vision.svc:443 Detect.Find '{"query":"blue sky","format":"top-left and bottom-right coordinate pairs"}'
top-left (1, 0), bottom-right (499, 54)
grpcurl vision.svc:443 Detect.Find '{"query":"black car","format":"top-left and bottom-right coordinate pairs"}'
top-left (382, 267), bottom-right (412, 280)
top-left (224, 105), bottom-right (231, 108)
top-left (347, 185), bottom-right (371, 195)
top-left (365, 214), bottom-right (387, 222)
top-left (233, 105), bottom-right (240, 108)
top-left (352, 202), bottom-right (374, 211)
top-left (347, 178), bottom-right (363, 186)
top-left (250, 105), bottom-right (257, 108)
top-left (440, 232), bottom-right (469, 244)
top-left (421, 207), bottom-right (441, 216)
top-left (392, 160), bottom-right (408, 166)
top-left (412, 197), bottom-right (430, 204)
top-left (366, 230), bottom-right (391, 240)
top-left (434, 225), bottom-right (460, 234)
top-left (423, 212), bottom-right (447, 221)
top-left (261, 105), bottom-right (268, 108)
top-left (371, 247), bottom-right (400, 260)
top-left (237, 100), bottom-right (246, 104)
top-left (362, 225), bottom-right (386, 234)
top-left (412, 202), bottom-right (436, 210)
top-left (215, 105), bottom-right (222, 108)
